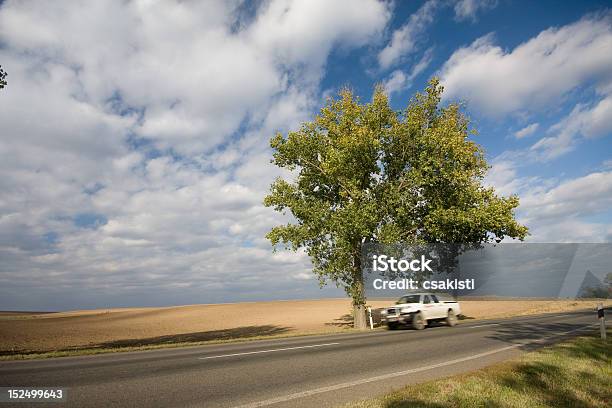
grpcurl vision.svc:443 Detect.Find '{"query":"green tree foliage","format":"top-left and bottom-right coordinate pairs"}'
top-left (0, 65), bottom-right (6, 90)
top-left (264, 79), bottom-right (528, 328)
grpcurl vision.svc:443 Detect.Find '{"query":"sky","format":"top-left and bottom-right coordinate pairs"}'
top-left (0, 0), bottom-right (611, 311)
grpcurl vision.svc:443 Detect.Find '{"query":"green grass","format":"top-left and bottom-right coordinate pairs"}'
top-left (345, 329), bottom-right (611, 408)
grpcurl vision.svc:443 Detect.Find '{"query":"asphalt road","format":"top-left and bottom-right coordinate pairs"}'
top-left (0, 310), bottom-right (600, 408)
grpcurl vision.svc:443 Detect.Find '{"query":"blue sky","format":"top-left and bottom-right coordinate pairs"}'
top-left (0, 0), bottom-right (610, 310)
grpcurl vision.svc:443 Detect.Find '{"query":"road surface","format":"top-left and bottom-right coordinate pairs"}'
top-left (0, 310), bottom-right (600, 408)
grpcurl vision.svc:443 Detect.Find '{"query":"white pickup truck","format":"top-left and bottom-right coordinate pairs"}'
top-left (380, 293), bottom-right (461, 330)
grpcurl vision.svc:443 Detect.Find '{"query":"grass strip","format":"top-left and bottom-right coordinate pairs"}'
top-left (345, 329), bottom-right (611, 408)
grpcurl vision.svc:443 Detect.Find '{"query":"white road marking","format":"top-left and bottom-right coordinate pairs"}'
top-left (198, 342), bottom-right (340, 360)
top-left (232, 324), bottom-right (596, 408)
top-left (468, 323), bottom-right (501, 328)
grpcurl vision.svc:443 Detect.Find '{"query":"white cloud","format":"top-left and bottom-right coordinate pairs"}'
top-left (518, 172), bottom-right (612, 242)
top-left (383, 70), bottom-right (408, 96)
top-left (0, 0), bottom-right (390, 154)
top-left (382, 48), bottom-right (434, 96)
top-left (486, 153), bottom-right (612, 243)
top-left (250, 0), bottom-right (390, 74)
top-left (439, 14), bottom-right (612, 116)
top-left (531, 94), bottom-right (612, 159)
top-left (514, 123), bottom-right (539, 139)
top-left (0, 0), bottom-right (389, 309)
top-left (378, 0), bottom-right (440, 70)
top-left (525, 219), bottom-right (612, 243)
top-left (485, 159), bottom-right (522, 197)
top-left (454, 0), bottom-right (497, 22)
top-left (520, 172), bottom-right (612, 221)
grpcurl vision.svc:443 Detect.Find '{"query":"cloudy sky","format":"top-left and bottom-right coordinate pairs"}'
top-left (0, 0), bottom-right (611, 311)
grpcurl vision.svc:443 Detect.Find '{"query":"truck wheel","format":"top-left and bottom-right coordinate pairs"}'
top-left (411, 312), bottom-right (425, 330)
top-left (446, 309), bottom-right (457, 327)
top-left (387, 322), bottom-right (398, 330)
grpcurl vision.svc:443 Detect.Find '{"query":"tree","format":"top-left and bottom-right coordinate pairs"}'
top-left (0, 65), bottom-right (6, 90)
top-left (264, 79), bottom-right (528, 329)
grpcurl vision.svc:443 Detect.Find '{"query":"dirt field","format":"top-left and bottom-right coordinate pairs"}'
top-left (1, 298), bottom-right (609, 354)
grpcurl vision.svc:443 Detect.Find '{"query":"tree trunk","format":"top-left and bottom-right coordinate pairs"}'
top-left (353, 303), bottom-right (368, 330)
top-left (352, 247), bottom-right (368, 330)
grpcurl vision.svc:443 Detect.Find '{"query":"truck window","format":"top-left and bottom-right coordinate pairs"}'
top-left (396, 295), bottom-right (420, 304)
top-left (423, 295), bottom-right (431, 304)
top-left (430, 295), bottom-right (439, 303)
